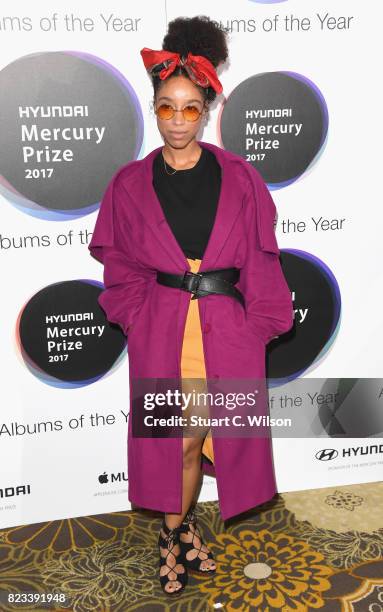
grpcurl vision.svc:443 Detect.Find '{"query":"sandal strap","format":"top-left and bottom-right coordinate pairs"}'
top-left (187, 522), bottom-right (206, 558)
top-left (181, 508), bottom-right (216, 567)
top-left (160, 520), bottom-right (188, 547)
top-left (158, 520), bottom-right (189, 593)
top-left (183, 504), bottom-right (197, 526)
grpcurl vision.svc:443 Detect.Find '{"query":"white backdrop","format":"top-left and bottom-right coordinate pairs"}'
top-left (1, 0), bottom-right (382, 528)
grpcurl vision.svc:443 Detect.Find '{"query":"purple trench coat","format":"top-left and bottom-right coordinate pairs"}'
top-left (88, 140), bottom-right (294, 520)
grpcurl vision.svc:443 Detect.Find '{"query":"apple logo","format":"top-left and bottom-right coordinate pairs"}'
top-left (98, 472), bottom-right (109, 484)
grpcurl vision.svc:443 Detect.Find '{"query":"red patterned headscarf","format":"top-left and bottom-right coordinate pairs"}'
top-left (140, 47), bottom-right (223, 94)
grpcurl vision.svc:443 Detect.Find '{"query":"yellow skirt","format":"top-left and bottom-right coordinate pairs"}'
top-left (180, 258), bottom-right (214, 463)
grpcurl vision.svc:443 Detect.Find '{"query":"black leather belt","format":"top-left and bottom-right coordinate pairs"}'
top-left (156, 267), bottom-right (245, 308)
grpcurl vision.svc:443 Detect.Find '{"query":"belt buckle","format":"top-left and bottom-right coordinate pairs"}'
top-left (182, 270), bottom-right (203, 294)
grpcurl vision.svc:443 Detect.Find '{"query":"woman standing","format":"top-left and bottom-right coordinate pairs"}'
top-left (89, 15), bottom-right (294, 596)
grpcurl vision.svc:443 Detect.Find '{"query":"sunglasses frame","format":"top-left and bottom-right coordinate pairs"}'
top-left (154, 103), bottom-right (205, 122)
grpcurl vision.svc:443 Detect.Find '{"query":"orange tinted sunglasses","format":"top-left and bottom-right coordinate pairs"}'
top-left (155, 103), bottom-right (203, 122)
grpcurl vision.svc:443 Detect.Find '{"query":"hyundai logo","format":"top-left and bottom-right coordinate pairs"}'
top-left (315, 448), bottom-right (338, 461)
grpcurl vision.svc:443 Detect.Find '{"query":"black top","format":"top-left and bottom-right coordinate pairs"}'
top-left (152, 146), bottom-right (222, 259)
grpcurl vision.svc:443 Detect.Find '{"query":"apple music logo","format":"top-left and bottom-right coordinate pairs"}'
top-left (97, 471), bottom-right (128, 485)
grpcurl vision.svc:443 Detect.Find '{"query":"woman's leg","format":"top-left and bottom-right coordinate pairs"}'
top-left (159, 437), bottom-right (204, 593)
top-left (164, 436), bottom-right (216, 572)
top-left (165, 437), bottom-right (204, 529)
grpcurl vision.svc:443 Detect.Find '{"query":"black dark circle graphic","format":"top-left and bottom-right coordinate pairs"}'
top-left (0, 51), bottom-right (143, 212)
top-left (19, 280), bottom-right (126, 383)
top-left (266, 250), bottom-right (340, 380)
top-left (318, 378), bottom-right (383, 437)
top-left (220, 72), bottom-right (328, 184)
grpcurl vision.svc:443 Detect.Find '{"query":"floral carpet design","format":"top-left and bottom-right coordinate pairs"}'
top-left (0, 481), bottom-right (382, 611)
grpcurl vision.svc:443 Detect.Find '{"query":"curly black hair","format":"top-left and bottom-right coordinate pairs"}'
top-left (151, 15), bottom-right (229, 104)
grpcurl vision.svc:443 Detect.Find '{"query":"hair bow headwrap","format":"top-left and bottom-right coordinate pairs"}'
top-left (140, 47), bottom-right (223, 94)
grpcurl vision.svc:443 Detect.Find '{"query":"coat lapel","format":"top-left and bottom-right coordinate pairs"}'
top-left (139, 140), bottom-right (243, 272)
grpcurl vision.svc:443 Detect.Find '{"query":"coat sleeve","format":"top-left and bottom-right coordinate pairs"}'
top-left (88, 168), bottom-right (155, 335)
top-left (240, 166), bottom-right (294, 344)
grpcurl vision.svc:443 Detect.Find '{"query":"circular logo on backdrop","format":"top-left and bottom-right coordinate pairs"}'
top-left (18, 280), bottom-right (126, 386)
top-left (0, 51), bottom-right (143, 219)
top-left (219, 72), bottom-right (328, 186)
top-left (266, 249), bottom-right (341, 381)
top-left (317, 378), bottom-right (383, 437)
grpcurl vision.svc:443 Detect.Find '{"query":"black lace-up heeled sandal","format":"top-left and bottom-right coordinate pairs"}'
top-left (179, 505), bottom-right (216, 574)
top-left (158, 520), bottom-right (188, 595)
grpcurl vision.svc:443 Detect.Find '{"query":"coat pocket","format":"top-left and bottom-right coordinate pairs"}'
top-left (244, 312), bottom-right (267, 345)
top-left (229, 294), bottom-right (267, 346)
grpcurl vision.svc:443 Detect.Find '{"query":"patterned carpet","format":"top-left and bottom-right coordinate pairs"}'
top-left (1, 481), bottom-right (383, 611)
